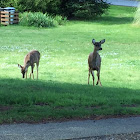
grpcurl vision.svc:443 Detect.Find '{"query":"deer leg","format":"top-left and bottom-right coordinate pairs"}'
top-left (91, 70), bottom-right (94, 86)
top-left (30, 65), bottom-right (34, 79)
top-left (88, 69), bottom-right (91, 85)
top-left (29, 73), bottom-right (31, 79)
top-left (36, 63), bottom-right (39, 80)
top-left (96, 71), bottom-right (102, 86)
top-left (25, 70), bottom-right (28, 79)
top-left (96, 73), bottom-right (99, 85)
top-left (29, 67), bottom-right (32, 79)
top-left (32, 65), bottom-right (34, 79)
top-left (32, 73), bottom-right (34, 79)
top-left (37, 66), bottom-right (38, 80)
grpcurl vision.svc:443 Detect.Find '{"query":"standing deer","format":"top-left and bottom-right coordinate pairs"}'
top-left (88, 39), bottom-right (105, 86)
top-left (18, 50), bottom-right (40, 79)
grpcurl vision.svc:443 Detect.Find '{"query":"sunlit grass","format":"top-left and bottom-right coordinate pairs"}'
top-left (133, 4), bottom-right (140, 26)
top-left (0, 5), bottom-right (140, 124)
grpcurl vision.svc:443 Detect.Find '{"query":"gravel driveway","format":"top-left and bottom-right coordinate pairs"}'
top-left (0, 117), bottom-right (140, 140)
top-left (76, 132), bottom-right (140, 140)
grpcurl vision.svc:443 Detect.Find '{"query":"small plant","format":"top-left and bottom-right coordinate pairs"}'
top-left (19, 12), bottom-right (67, 28)
top-left (54, 15), bottom-right (67, 25)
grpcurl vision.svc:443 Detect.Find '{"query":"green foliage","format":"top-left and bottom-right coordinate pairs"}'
top-left (19, 12), bottom-right (67, 27)
top-left (0, 0), bottom-right (60, 14)
top-left (0, 0), bottom-right (18, 9)
top-left (60, 0), bottom-right (109, 19)
top-left (0, 0), bottom-right (109, 19)
top-left (17, 0), bottom-right (59, 13)
top-left (53, 15), bottom-right (67, 25)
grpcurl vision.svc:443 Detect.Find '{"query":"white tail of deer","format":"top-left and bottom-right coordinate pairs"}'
top-left (88, 39), bottom-right (105, 86)
top-left (18, 50), bottom-right (40, 79)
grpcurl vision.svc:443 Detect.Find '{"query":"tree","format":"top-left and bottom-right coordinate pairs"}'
top-left (0, 0), bottom-right (109, 19)
top-left (0, 0), bottom-right (18, 8)
top-left (17, 0), bottom-right (52, 12)
top-left (60, 0), bottom-right (109, 19)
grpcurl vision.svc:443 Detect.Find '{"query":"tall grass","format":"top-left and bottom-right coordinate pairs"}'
top-left (19, 12), bottom-right (67, 27)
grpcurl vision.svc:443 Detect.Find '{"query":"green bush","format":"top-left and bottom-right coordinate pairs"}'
top-left (19, 12), bottom-right (67, 28)
top-left (53, 15), bottom-right (67, 25)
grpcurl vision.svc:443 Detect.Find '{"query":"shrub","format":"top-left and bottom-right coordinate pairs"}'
top-left (53, 15), bottom-right (67, 25)
top-left (19, 12), bottom-right (67, 28)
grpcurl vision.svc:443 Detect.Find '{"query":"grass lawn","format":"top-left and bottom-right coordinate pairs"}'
top-left (0, 6), bottom-right (140, 124)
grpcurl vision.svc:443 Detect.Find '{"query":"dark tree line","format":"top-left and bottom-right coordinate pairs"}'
top-left (0, 0), bottom-right (109, 19)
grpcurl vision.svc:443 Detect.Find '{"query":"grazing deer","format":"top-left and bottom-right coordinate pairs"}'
top-left (88, 39), bottom-right (105, 86)
top-left (18, 50), bottom-right (40, 79)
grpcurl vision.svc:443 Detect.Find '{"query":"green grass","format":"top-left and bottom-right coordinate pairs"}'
top-left (133, 5), bottom-right (140, 25)
top-left (0, 6), bottom-right (140, 124)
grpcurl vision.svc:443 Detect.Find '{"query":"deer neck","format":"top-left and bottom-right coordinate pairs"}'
top-left (91, 49), bottom-right (99, 69)
top-left (23, 61), bottom-right (30, 71)
top-left (93, 49), bottom-right (98, 59)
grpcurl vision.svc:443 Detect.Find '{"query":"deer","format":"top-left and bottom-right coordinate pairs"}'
top-left (18, 50), bottom-right (40, 79)
top-left (88, 39), bottom-right (105, 86)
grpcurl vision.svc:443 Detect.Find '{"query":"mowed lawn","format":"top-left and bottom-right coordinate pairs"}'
top-left (0, 6), bottom-right (140, 124)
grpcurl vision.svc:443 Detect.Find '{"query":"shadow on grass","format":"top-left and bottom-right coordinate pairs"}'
top-left (74, 16), bottom-right (134, 26)
top-left (98, 16), bottom-right (134, 25)
top-left (0, 78), bottom-right (140, 124)
top-left (0, 78), bottom-right (140, 104)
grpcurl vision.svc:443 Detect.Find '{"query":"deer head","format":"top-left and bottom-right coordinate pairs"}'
top-left (92, 39), bottom-right (105, 51)
top-left (18, 64), bottom-right (28, 78)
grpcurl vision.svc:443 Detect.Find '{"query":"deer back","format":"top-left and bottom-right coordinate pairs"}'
top-left (24, 50), bottom-right (40, 67)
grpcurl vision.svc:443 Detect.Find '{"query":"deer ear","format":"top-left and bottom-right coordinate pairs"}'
top-left (18, 64), bottom-right (22, 68)
top-left (100, 39), bottom-right (105, 44)
top-left (92, 39), bottom-right (96, 45)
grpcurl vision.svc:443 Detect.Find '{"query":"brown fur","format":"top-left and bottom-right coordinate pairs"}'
top-left (88, 39), bottom-right (105, 86)
top-left (18, 50), bottom-right (40, 79)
